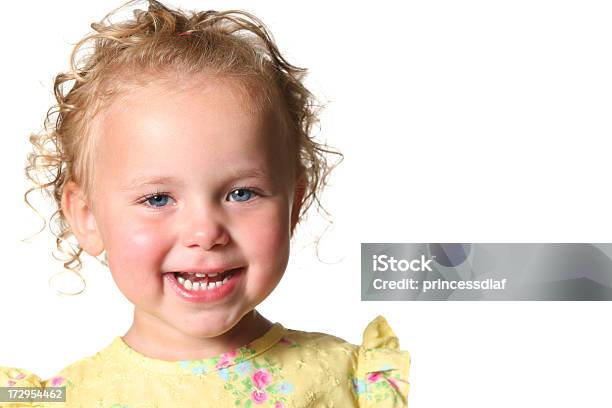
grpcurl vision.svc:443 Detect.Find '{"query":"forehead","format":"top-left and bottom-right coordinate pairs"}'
top-left (92, 76), bottom-right (291, 188)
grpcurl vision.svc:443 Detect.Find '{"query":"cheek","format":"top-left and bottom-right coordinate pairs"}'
top-left (237, 205), bottom-right (291, 275)
top-left (105, 221), bottom-right (169, 295)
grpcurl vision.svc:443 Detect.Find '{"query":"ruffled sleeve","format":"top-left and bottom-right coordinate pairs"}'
top-left (353, 315), bottom-right (411, 407)
top-left (0, 366), bottom-right (50, 407)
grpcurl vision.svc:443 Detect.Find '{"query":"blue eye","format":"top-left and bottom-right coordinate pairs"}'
top-left (138, 188), bottom-right (258, 209)
top-left (228, 188), bottom-right (257, 202)
top-left (140, 193), bottom-right (173, 209)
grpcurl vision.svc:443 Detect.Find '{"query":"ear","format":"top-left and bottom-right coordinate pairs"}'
top-left (61, 181), bottom-right (105, 257)
top-left (290, 176), bottom-right (306, 236)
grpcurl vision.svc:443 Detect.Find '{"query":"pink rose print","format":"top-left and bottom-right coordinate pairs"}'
top-left (252, 368), bottom-right (272, 389)
top-left (15, 373), bottom-right (26, 380)
top-left (251, 389), bottom-right (268, 404)
top-left (366, 372), bottom-right (382, 383)
top-left (249, 369), bottom-right (272, 404)
top-left (221, 355), bottom-right (293, 408)
top-left (7, 380), bottom-right (15, 386)
top-left (50, 376), bottom-right (65, 387)
top-left (215, 350), bottom-right (238, 369)
top-left (279, 337), bottom-right (291, 345)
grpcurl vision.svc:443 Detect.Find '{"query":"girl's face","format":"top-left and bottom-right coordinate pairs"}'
top-left (81, 77), bottom-right (299, 341)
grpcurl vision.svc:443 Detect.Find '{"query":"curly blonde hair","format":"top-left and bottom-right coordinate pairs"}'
top-left (23, 0), bottom-right (342, 295)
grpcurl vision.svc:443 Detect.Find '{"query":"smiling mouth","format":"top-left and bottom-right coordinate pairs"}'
top-left (170, 267), bottom-right (242, 291)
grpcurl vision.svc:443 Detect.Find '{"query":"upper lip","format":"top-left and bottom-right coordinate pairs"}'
top-left (171, 266), bottom-right (242, 275)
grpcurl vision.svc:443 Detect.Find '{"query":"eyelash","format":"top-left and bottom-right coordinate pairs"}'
top-left (137, 187), bottom-right (260, 210)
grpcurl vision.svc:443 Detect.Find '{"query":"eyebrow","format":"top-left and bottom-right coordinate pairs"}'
top-left (119, 169), bottom-right (272, 191)
top-left (119, 175), bottom-right (183, 191)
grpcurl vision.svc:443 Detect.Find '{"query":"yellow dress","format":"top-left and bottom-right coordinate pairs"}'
top-left (0, 315), bottom-right (410, 407)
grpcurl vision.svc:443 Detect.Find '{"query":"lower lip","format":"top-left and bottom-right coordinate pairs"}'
top-left (164, 268), bottom-right (243, 303)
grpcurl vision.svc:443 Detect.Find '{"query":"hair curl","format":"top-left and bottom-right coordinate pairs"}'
top-left (23, 0), bottom-right (342, 295)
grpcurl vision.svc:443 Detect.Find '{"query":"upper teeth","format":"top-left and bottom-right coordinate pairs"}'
top-left (176, 272), bottom-right (233, 291)
top-left (195, 272), bottom-right (217, 277)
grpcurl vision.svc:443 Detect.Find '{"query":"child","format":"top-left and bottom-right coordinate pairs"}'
top-left (2, 0), bottom-right (410, 406)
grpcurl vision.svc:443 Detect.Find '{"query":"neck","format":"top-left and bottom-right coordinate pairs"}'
top-left (121, 309), bottom-right (273, 361)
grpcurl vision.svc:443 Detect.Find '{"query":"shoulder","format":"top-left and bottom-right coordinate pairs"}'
top-left (0, 338), bottom-right (118, 389)
top-left (52, 337), bottom-right (121, 387)
top-left (1, 357), bottom-right (86, 390)
top-left (1, 366), bottom-right (46, 387)
top-left (271, 316), bottom-right (410, 407)
top-left (282, 323), bottom-right (360, 354)
top-left (0, 366), bottom-right (67, 407)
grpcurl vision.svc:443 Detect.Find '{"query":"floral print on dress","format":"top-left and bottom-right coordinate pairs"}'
top-left (4, 371), bottom-right (25, 387)
top-left (172, 335), bottom-right (299, 406)
top-left (350, 367), bottom-right (407, 406)
top-left (177, 344), bottom-right (259, 375)
top-left (3, 369), bottom-right (69, 388)
top-left (49, 375), bottom-right (66, 387)
top-left (221, 354), bottom-right (294, 407)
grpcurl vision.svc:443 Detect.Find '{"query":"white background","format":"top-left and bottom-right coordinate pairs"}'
top-left (1, 1), bottom-right (611, 407)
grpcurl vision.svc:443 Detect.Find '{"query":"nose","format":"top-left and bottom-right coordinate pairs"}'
top-left (180, 203), bottom-right (230, 250)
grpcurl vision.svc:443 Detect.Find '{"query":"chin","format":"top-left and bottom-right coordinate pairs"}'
top-left (173, 312), bottom-right (240, 339)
